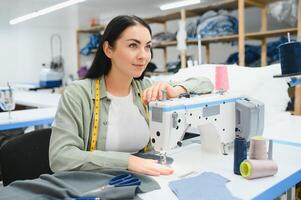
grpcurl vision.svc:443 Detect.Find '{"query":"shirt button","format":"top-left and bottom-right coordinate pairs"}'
top-left (103, 121), bottom-right (108, 126)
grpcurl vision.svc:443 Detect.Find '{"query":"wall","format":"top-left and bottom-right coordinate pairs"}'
top-left (0, 3), bottom-right (78, 85)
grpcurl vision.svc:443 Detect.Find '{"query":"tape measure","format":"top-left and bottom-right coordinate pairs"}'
top-left (89, 79), bottom-right (150, 152)
top-left (141, 96), bottom-right (150, 152)
top-left (90, 79), bottom-right (100, 151)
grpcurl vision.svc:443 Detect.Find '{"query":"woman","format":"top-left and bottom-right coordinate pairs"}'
top-left (49, 15), bottom-right (213, 176)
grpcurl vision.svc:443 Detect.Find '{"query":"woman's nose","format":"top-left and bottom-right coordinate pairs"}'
top-left (137, 48), bottom-right (149, 60)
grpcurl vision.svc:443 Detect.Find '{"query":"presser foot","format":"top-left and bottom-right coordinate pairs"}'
top-left (159, 152), bottom-right (167, 165)
top-left (221, 142), bottom-right (234, 155)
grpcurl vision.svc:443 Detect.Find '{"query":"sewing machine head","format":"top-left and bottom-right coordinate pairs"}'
top-left (0, 83), bottom-right (15, 119)
top-left (0, 84), bottom-right (15, 112)
top-left (149, 93), bottom-right (264, 155)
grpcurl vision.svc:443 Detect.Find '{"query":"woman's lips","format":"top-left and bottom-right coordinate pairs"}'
top-left (133, 64), bottom-right (145, 68)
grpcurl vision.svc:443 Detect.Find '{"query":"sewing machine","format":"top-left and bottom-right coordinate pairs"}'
top-left (149, 93), bottom-right (264, 159)
top-left (0, 83), bottom-right (15, 119)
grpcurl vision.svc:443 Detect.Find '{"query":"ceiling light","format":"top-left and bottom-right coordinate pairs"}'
top-left (160, 0), bottom-right (200, 10)
top-left (9, 0), bottom-right (86, 25)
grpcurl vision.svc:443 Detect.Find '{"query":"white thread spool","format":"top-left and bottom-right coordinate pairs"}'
top-left (240, 159), bottom-right (278, 179)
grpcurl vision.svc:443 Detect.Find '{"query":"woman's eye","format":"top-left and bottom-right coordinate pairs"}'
top-left (129, 43), bottom-right (138, 48)
top-left (145, 45), bottom-right (152, 50)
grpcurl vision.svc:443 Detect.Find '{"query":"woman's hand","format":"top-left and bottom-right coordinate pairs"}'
top-left (142, 82), bottom-right (186, 104)
top-left (128, 155), bottom-right (174, 176)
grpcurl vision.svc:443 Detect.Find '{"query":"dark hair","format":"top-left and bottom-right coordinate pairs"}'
top-left (85, 15), bottom-right (152, 79)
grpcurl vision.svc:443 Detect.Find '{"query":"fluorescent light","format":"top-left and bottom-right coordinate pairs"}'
top-left (160, 0), bottom-right (200, 10)
top-left (9, 0), bottom-right (86, 25)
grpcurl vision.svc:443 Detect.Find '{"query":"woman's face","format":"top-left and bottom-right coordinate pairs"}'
top-left (106, 24), bottom-right (152, 78)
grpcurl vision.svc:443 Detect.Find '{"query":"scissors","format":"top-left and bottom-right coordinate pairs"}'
top-left (82, 173), bottom-right (141, 196)
top-left (100, 173), bottom-right (141, 190)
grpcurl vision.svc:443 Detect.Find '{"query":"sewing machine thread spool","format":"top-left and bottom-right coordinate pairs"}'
top-left (274, 41), bottom-right (301, 78)
top-left (233, 137), bottom-right (247, 175)
top-left (215, 65), bottom-right (229, 94)
top-left (240, 159), bottom-right (278, 179)
top-left (249, 136), bottom-right (267, 160)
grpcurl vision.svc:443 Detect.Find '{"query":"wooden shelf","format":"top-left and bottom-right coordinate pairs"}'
top-left (77, 25), bottom-right (105, 33)
top-left (153, 28), bottom-right (298, 48)
top-left (145, 0), bottom-right (289, 67)
top-left (144, 0), bottom-right (278, 23)
top-left (76, 25), bottom-right (105, 69)
top-left (246, 28), bottom-right (298, 40)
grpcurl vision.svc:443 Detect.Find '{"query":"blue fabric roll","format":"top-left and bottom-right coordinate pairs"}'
top-left (233, 137), bottom-right (247, 175)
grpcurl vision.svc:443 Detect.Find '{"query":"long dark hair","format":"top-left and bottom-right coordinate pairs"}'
top-left (85, 15), bottom-right (152, 79)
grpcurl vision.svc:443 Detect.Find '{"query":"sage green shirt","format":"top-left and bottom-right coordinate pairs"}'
top-left (49, 76), bottom-right (214, 172)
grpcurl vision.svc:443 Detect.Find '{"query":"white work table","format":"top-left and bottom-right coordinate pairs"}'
top-left (14, 91), bottom-right (60, 108)
top-left (264, 112), bottom-right (301, 146)
top-left (139, 140), bottom-right (301, 200)
top-left (0, 108), bottom-right (57, 131)
top-left (0, 91), bottom-right (60, 131)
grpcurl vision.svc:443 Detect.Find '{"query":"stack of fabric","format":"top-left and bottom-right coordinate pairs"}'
top-left (186, 10), bottom-right (238, 39)
top-left (152, 32), bottom-right (177, 47)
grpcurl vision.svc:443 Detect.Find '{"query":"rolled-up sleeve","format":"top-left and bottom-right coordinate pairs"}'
top-left (171, 76), bottom-right (214, 94)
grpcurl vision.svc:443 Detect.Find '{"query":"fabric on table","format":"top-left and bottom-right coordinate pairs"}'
top-left (169, 171), bottom-right (241, 200)
top-left (0, 169), bottom-right (160, 200)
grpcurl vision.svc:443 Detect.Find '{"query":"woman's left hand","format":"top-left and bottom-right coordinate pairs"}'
top-left (142, 82), bottom-right (186, 104)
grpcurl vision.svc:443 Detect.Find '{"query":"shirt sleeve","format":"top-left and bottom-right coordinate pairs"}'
top-left (171, 76), bottom-right (214, 94)
top-left (144, 75), bottom-right (213, 94)
top-left (49, 84), bottom-right (130, 172)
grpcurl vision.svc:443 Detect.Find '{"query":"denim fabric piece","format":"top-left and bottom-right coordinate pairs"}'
top-left (169, 172), bottom-right (241, 200)
top-left (80, 34), bottom-right (101, 56)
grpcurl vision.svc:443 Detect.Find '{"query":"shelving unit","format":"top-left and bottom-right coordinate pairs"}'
top-left (76, 25), bottom-right (105, 69)
top-left (144, 0), bottom-right (300, 68)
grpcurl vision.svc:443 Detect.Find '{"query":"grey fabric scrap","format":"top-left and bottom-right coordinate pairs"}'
top-left (0, 169), bottom-right (160, 200)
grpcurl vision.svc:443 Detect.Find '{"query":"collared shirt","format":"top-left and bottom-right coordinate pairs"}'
top-left (49, 75), bottom-right (214, 172)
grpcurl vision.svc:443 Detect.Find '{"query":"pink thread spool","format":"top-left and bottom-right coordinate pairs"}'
top-left (249, 136), bottom-right (268, 160)
top-left (215, 65), bottom-right (229, 94)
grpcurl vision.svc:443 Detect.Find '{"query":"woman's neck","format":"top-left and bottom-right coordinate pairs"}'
top-left (105, 70), bottom-right (132, 97)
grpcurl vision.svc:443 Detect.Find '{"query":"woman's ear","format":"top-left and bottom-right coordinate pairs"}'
top-left (103, 41), bottom-right (112, 58)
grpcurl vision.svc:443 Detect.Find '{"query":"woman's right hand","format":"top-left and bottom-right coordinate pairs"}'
top-left (128, 155), bottom-right (174, 176)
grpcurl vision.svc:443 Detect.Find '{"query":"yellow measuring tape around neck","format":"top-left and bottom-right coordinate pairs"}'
top-left (89, 80), bottom-right (150, 152)
top-left (90, 79), bottom-right (100, 151)
top-left (141, 95), bottom-right (150, 153)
